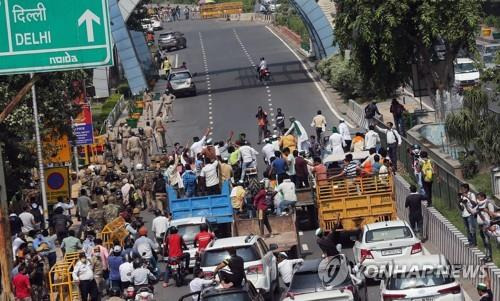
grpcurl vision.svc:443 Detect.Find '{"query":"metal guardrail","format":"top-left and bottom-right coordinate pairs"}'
top-left (99, 94), bottom-right (128, 133)
top-left (394, 175), bottom-right (500, 300)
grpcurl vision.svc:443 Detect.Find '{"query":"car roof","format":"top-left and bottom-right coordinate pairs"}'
top-left (364, 220), bottom-right (408, 231)
top-left (206, 235), bottom-right (257, 250)
top-left (202, 281), bottom-right (255, 298)
top-left (170, 69), bottom-right (192, 75)
top-left (388, 254), bottom-right (448, 272)
top-left (455, 57), bottom-right (475, 64)
top-left (170, 217), bottom-right (206, 226)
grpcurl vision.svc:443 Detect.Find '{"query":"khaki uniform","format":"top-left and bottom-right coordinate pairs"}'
top-left (162, 93), bottom-right (175, 121)
top-left (127, 136), bottom-right (142, 166)
top-left (154, 116), bottom-right (166, 149)
top-left (144, 125), bottom-right (155, 154)
top-left (88, 208), bottom-right (106, 232)
top-left (106, 128), bottom-right (117, 157)
top-left (103, 203), bottom-right (121, 224)
top-left (120, 125), bottom-right (130, 158)
top-left (144, 91), bottom-right (153, 120)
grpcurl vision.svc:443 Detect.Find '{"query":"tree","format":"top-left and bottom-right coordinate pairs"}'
top-left (334, 0), bottom-right (482, 120)
top-left (445, 88), bottom-right (500, 166)
top-left (0, 71), bottom-right (89, 199)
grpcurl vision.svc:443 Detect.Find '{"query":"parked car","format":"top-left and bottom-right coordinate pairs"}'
top-left (158, 31), bottom-right (187, 51)
top-left (283, 257), bottom-right (366, 301)
top-left (167, 69), bottom-right (197, 97)
top-left (353, 220), bottom-right (423, 278)
top-left (150, 15), bottom-right (162, 30)
top-left (199, 235), bottom-right (279, 298)
top-left (380, 254), bottom-right (465, 301)
top-left (454, 58), bottom-right (480, 92)
top-left (169, 217), bottom-right (213, 268)
top-left (179, 279), bottom-right (265, 301)
top-left (477, 40), bottom-right (500, 70)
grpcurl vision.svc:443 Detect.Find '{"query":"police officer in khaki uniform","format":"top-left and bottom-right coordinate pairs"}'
top-left (106, 124), bottom-right (118, 158)
top-left (88, 202), bottom-right (106, 232)
top-left (143, 89), bottom-right (154, 120)
top-left (144, 121), bottom-right (155, 155)
top-left (120, 123), bottom-right (130, 158)
top-left (103, 196), bottom-right (121, 224)
top-left (127, 131), bottom-right (142, 167)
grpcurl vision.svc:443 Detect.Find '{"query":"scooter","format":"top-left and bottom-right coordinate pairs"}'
top-left (257, 67), bottom-right (271, 82)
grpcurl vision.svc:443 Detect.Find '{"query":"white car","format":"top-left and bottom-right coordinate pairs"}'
top-left (380, 254), bottom-right (465, 301)
top-left (199, 235), bottom-right (279, 297)
top-left (353, 220), bottom-right (423, 278)
top-left (141, 19), bottom-right (153, 31)
top-left (169, 217), bottom-right (212, 268)
top-left (454, 58), bottom-right (480, 90)
top-left (150, 16), bottom-right (162, 30)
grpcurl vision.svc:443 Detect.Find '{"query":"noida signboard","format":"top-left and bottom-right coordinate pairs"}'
top-left (0, 0), bottom-right (113, 74)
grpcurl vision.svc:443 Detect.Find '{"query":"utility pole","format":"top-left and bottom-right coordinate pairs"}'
top-left (0, 144), bottom-right (14, 301)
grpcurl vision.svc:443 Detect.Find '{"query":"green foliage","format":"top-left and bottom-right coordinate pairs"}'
top-left (274, 2), bottom-right (309, 42)
top-left (117, 82), bottom-right (132, 98)
top-left (469, 171), bottom-right (494, 197)
top-left (334, 0), bottom-right (481, 114)
top-left (445, 88), bottom-right (500, 166)
top-left (316, 55), bottom-right (379, 100)
top-left (0, 70), bottom-right (90, 198)
top-left (483, 15), bottom-right (500, 28)
top-left (92, 93), bottom-right (123, 131)
top-left (458, 152), bottom-right (479, 179)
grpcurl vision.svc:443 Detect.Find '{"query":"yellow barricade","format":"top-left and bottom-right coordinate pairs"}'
top-left (49, 252), bottom-right (83, 301)
top-left (101, 216), bottom-right (129, 249)
top-left (201, 2), bottom-right (242, 19)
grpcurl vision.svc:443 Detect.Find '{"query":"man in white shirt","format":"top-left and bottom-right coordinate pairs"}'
top-left (261, 138), bottom-right (275, 165)
top-left (459, 183), bottom-right (477, 247)
top-left (119, 256), bottom-right (134, 288)
top-left (275, 176), bottom-right (297, 215)
top-left (338, 119), bottom-right (352, 152)
top-left (190, 269), bottom-right (215, 300)
top-left (277, 252), bottom-right (303, 287)
top-left (54, 196), bottom-right (74, 216)
top-left (201, 159), bottom-right (220, 195)
top-left (151, 210), bottom-right (170, 244)
top-left (311, 110), bottom-right (327, 143)
top-left (19, 206), bottom-right (37, 234)
top-left (72, 253), bottom-right (99, 300)
top-left (364, 125), bottom-right (380, 150)
top-left (190, 128), bottom-right (210, 158)
top-left (238, 142), bottom-right (259, 183)
top-left (376, 122), bottom-right (401, 170)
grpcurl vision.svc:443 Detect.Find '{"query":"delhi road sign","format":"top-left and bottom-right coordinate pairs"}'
top-left (0, 0), bottom-right (113, 74)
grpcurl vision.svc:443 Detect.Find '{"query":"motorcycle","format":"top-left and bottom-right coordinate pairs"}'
top-left (257, 67), bottom-right (271, 82)
top-left (168, 256), bottom-right (187, 287)
top-left (135, 287), bottom-right (154, 301)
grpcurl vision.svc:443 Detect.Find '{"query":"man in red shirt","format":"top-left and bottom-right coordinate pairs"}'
top-left (194, 224), bottom-right (215, 252)
top-left (253, 187), bottom-right (273, 237)
top-left (163, 226), bottom-right (189, 287)
top-left (13, 264), bottom-right (31, 301)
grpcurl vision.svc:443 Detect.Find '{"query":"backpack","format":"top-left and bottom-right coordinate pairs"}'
top-left (365, 104), bottom-right (376, 119)
top-left (422, 159), bottom-right (433, 182)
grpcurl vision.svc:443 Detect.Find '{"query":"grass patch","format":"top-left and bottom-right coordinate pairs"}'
top-left (92, 93), bottom-right (122, 132)
top-left (468, 171), bottom-right (493, 197)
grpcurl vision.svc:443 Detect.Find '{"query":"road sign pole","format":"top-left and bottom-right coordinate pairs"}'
top-left (30, 73), bottom-right (49, 226)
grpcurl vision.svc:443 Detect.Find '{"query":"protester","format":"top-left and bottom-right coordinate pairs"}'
top-left (390, 98), bottom-right (406, 134)
top-left (364, 101), bottom-right (381, 127)
top-left (73, 252), bottom-right (100, 301)
top-left (419, 151), bottom-right (434, 206)
top-left (275, 175), bottom-right (297, 215)
top-left (277, 252), bottom-right (304, 287)
top-left (253, 186), bottom-right (273, 237)
top-left (405, 185), bottom-right (426, 239)
top-left (311, 110), bottom-right (327, 144)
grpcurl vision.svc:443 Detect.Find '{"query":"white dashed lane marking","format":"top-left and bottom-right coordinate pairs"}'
top-left (199, 32), bottom-right (214, 133)
top-left (233, 29), bottom-right (276, 125)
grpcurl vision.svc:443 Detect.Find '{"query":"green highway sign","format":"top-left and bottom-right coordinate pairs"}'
top-left (0, 0), bottom-right (113, 74)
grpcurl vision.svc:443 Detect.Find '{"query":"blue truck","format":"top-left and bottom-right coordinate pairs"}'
top-left (167, 180), bottom-right (233, 237)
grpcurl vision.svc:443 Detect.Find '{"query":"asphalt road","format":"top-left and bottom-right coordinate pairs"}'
top-left (145, 18), bottom-right (381, 301)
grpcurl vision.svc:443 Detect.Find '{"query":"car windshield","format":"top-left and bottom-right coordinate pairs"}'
top-left (455, 62), bottom-right (477, 74)
top-left (289, 272), bottom-right (319, 292)
top-left (365, 226), bottom-right (413, 243)
top-left (386, 269), bottom-right (455, 290)
top-left (169, 72), bottom-right (191, 81)
top-left (160, 33), bottom-right (174, 39)
top-left (201, 246), bottom-right (260, 267)
top-left (177, 224), bottom-right (202, 244)
top-left (204, 292), bottom-right (251, 301)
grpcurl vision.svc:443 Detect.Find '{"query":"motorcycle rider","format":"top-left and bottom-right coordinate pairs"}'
top-left (257, 57), bottom-right (267, 81)
top-left (133, 227), bottom-right (159, 275)
top-left (194, 224), bottom-right (215, 253)
top-left (163, 226), bottom-right (190, 287)
top-left (130, 258), bottom-right (157, 291)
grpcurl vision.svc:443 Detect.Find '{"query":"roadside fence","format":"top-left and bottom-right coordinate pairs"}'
top-left (394, 174), bottom-right (500, 300)
top-left (99, 94), bottom-right (127, 133)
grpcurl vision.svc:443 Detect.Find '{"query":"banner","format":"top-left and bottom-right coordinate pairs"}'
top-left (43, 133), bottom-right (71, 165)
top-left (45, 167), bottom-right (70, 204)
top-left (72, 80), bottom-right (94, 145)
